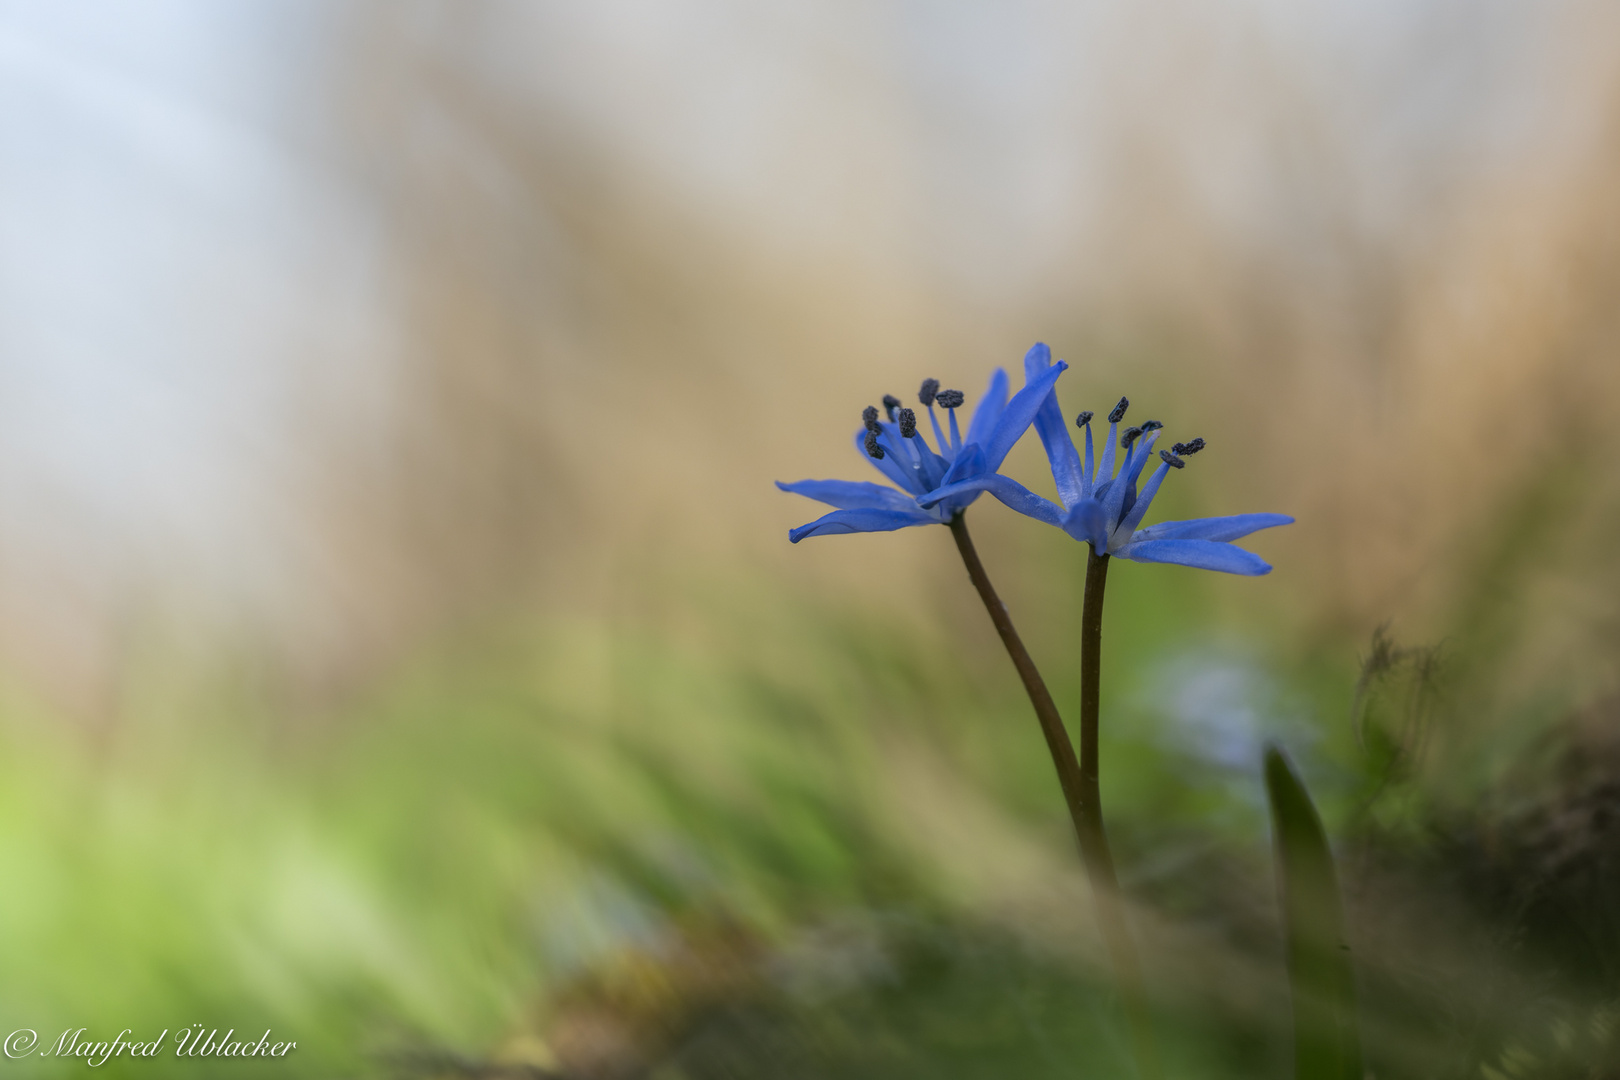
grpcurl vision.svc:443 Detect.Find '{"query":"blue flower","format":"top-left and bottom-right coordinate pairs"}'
top-left (778, 358), bottom-right (1068, 542)
top-left (917, 344), bottom-right (1292, 574)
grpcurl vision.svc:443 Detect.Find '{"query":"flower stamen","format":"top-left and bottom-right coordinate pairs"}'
top-left (882, 394), bottom-right (902, 420)
top-left (1171, 437), bottom-right (1205, 456)
top-left (920, 378), bottom-right (952, 459)
top-left (1159, 449), bottom-right (1184, 469)
top-left (1108, 397), bottom-right (1129, 423)
top-left (1075, 410), bottom-right (1094, 428)
top-left (936, 389), bottom-right (965, 451)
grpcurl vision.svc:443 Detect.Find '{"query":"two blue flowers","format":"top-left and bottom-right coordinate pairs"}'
top-left (778, 343), bottom-right (1292, 574)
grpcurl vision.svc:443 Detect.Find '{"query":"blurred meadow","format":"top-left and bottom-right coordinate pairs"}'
top-left (3, 1), bottom-right (1620, 1076)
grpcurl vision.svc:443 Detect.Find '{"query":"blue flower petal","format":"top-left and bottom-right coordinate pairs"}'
top-left (1123, 430), bottom-right (1161, 489)
top-left (776, 478), bottom-right (917, 511)
top-left (854, 429), bottom-right (926, 496)
top-left (1129, 513), bottom-right (1295, 544)
top-left (938, 442), bottom-right (988, 487)
top-left (789, 507), bottom-right (937, 543)
top-left (1082, 421), bottom-right (1094, 494)
top-left (985, 358), bottom-right (1068, 471)
top-left (1113, 459), bottom-right (1173, 543)
top-left (1115, 538), bottom-right (1273, 575)
top-left (1114, 430), bottom-right (1160, 523)
top-left (926, 405), bottom-right (952, 463)
top-left (1097, 420), bottom-right (1119, 487)
top-left (879, 421), bottom-right (946, 490)
top-left (965, 368), bottom-right (1010, 449)
top-left (1099, 453), bottom-right (1133, 533)
top-left (1021, 342), bottom-right (1051, 378)
top-left (917, 474), bottom-right (1064, 526)
top-left (1022, 344), bottom-right (1086, 508)
top-left (1062, 497), bottom-right (1108, 548)
top-left (897, 417), bottom-right (952, 479)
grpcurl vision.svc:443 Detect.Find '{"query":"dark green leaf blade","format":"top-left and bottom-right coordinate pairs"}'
top-left (1265, 744), bottom-right (1363, 1080)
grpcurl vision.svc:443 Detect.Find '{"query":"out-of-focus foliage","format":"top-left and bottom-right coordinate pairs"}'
top-left (1265, 746), bottom-right (1361, 1080)
top-left (1, 1), bottom-right (1620, 1077)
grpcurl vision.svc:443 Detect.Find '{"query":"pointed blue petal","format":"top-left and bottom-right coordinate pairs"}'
top-left (1062, 497), bottom-right (1108, 548)
top-left (1097, 421), bottom-right (1118, 487)
top-left (917, 442), bottom-right (952, 487)
top-left (880, 421), bottom-right (946, 490)
top-left (1082, 417), bottom-right (1095, 497)
top-left (1123, 430), bottom-right (1161, 489)
top-left (938, 442), bottom-right (987, 488)
top-left (984, 358), bottom-right (1068, 471)
top-left (1112, 460), bottom-right (1172, 545)
top-left (889, 419), bottom-right (951, 486)
top-left (1099, 452), bottom-right (1133, 534)
top-left (789, 507), bottom-right (936, 543)
top-left (917, 474), bottom-right (1064, 525)
top-left (1115, 430), bottom-right (1162, 524)
top-left (1116, 538), bottom-right (1273, 575)
top-left (1022, 345), bottom-right (1086, 508)
top-left (1130, 513), bottom-right (1295, 544)
top-left (926, 405), bottom-right (952, 463)
top-left (776, 478), bottom-right (915, 511)
top-left (1021, 343), bottom-right (1051, 379)
top-left (965, 368), bottom-right (1010, 449)
top-left (854, 429), bottom-right (926, 495)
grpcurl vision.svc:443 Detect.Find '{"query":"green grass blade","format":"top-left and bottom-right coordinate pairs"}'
top-left (1264, 744), bottom-right (1363, 1080)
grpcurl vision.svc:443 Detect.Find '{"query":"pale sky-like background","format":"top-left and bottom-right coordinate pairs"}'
top-left (2, 0), bottom-right (1617, 708)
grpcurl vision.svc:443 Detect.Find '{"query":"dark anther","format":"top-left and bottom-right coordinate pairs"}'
top-left (1140, 420), bottom-right (1163, 432)
top-left (936, 389), bottom-right (965, 409)
top-left (1159, 449), bottom-right (1185, 469)
top-left (1075, 410), bottom-right (1094, 428)
top-left (865, 430), bottom-right (885, 459)
top-left (882, 394), bottom-right (901, 420)
top-left (1171, 437), bottom-right (1206, 456)
top-left (898, 408), bottom-right (917, 437)
top-left (919, 378), bottom-right (940, 407)
top-left (1120, 425), bottom-right (1143, 449)
top-left (1108, 396), bottom-right (1129, 423)
top-left (862, 405), bottom-right (883, 435)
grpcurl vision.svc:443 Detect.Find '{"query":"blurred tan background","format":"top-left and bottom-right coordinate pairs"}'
top-left (3, 5), bottom-right (1620, 1077)
top-left (4, 0), bottom-right (1617, 719)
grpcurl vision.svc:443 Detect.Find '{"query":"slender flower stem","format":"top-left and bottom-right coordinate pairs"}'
top-left (947, 514), bottom-right (1160, 1080)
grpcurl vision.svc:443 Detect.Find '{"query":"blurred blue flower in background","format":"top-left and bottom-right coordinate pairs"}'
top-left (918, 344), bottom-right (1292, 574)
top-left (778, 357), bottom-right (1066, 542)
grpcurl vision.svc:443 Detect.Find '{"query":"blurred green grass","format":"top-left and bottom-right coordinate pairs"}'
top-left (0, 455), bottom-right (1613, 1078)
top-left (0, 525), bottom-right (1359, 1078)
